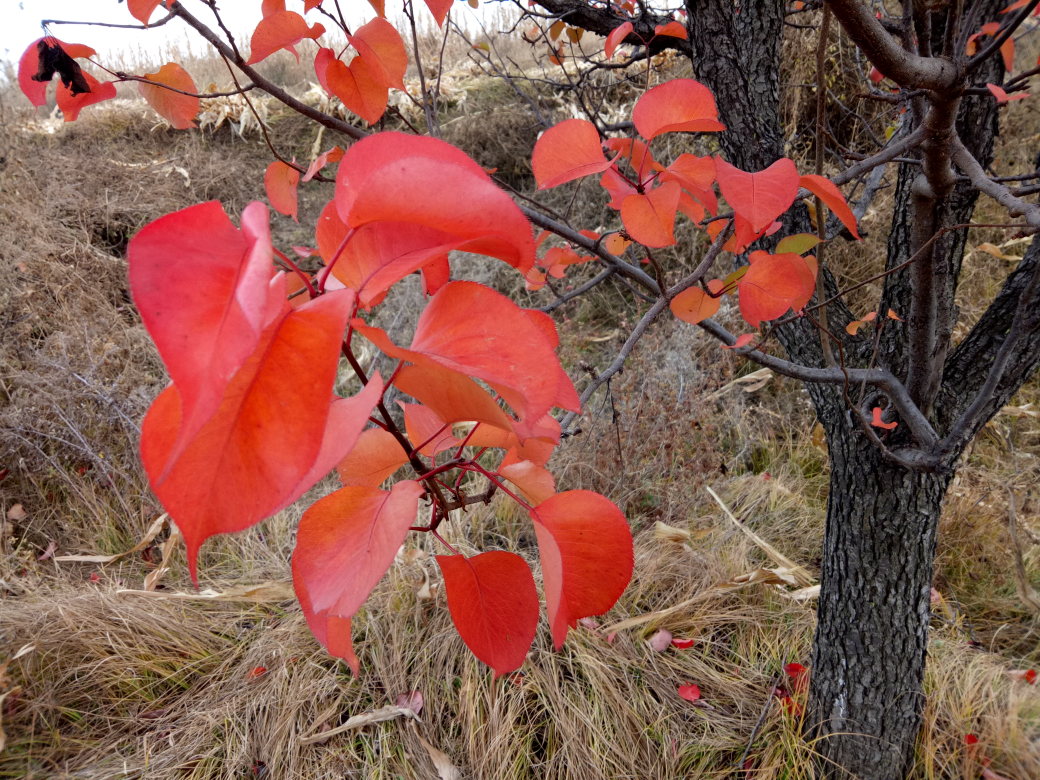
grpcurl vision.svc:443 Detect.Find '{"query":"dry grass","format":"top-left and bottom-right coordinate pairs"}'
top-left (2, 20), bottom-right (1040, 780)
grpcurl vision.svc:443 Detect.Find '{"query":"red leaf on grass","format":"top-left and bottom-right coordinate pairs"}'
top-left (265, 161), bottom-right (301, 221)
top-left (604, 21), bottom-right (634, 59)
top-left (140, 290), bottom-right (381, 581)
top-left (964, 734), bottom-right (979, 745)
top-left (336, 133), bottom-right (535, 274)
top-left (293, 481), bottom-right (424, 660)
top-left (529, 491), bottom-right (634, 648)
top-left (871, 407), bottom-right (898, 430)
top-left (348, 17), bottom-right (408, 90)
top-left (533, 119), bottom-right (616, 189)
top-left (438, 551), bottom-right (539, 676)
top-left (799, 175), bottom-right (861, 239)
top-left (1007, 669), bottom-right (1037, 684)
top-left (632, 79), bottom-right (725, 139)
top-left (138, 62), bottom-right (199, 129)
top-left (671, 637), bottom-right (695, 649)
top-left (128, 202), bottom-right (275, 471)
top-left (247, 11), bottom-right (325, 65)
top-left (678, 684), bottom-right (701, 702)
top-left (336, 428), bottom-right (409, 488)
top-left (621, 181), bottom-right (681, 247)
top-left (716, 157), bottom-right (800, 234)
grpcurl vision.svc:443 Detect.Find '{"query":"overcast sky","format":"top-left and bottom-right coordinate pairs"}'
top-left (1, 1), bottom-right (464, 64)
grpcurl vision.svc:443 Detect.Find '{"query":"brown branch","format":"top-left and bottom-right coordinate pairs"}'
top-left (952, 138), bottom-right (1040, 228)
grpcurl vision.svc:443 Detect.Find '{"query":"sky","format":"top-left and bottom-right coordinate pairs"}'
top-left (1, 1), bottom-right (468, 65)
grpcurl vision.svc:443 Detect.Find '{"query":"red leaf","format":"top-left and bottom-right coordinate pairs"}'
top-left (653, 21), bottom-right (688, 40)
top-left (603, 137), bottom-right (656, 182)
top-left (247, 11), bottom-right (325, 65)
top-left (716, 157), bottom-right (800, 234)
top-left (621, 181), bottom-right (681, 247)
top-left (293, 481), bottom-right (423, 648)
top-left (1002, 37), bottom-right (1015, 72)
top-left (784, 663), bottom-right (809, 694)
top-left (265, 161), bottom-right (301, 221)
top-left (678, 684), bottom-right (701, 702)
top-left (19, 37), bottom-right (98, 108)
top-left (393, 363), bottom-right (516, 432)
top-left (348, 17), bottom-right (408, 91)
top-left (316, 198), bottom-right (349, 263)
top-left (499, 459), bottom-right (556, 505)
top-left (128, 202), bottom-right (275, 471)
top-left (337, 428), bottom-right (409, 487)
top-left (128, 0), bottom-right (164, 25)
top-left (353, 281), bottom-right (577, 440)
top-left (736, 251), bottom-right (808, 327)
top-left (533, 119), bottom-right (615, 189)
top-left (423, 0), bottom-right (454, 25)
top-left (723, 333), bottom-right (755, 350)
top-left (678, 191), bottom-right (706, 224)
top-left (302, 145), bottom-right (344, 182)
top-left (400, 402), bottom-right (459, 456)
top-left (138, 63), bottom-right (199, 129)
top-left (632, 79), bottom-right (725, 139)
top-left (421, 254), bottom-right (451, 297)
top-left (964, 734), bottom-right (979, 745)
top-left (604, 21), bottom-right (634, 59)
top-left (335, 133), bottom-right (535, 275)
top-left (600, 166), bottom-right (639, 209)
top-left (297, 580), bottom-right (360, 675)
top-left (326, 55), bottom-right (389, 124)
top-left (248, 666), bottom-right (267, 679)
top-left (437, 551), bottom-right (539, 676)
top-left (529, 490), bottom-right (634, 649)
top-left (799, 175), bottom-right (861, 240)
top-left (671, 637), bottom-right (695, 649)
top-left (986, 83), bottom-right (1029, 105)
top-left (871, 407), bottom-right (898, 430)
top-left (660, 153), bottom-right (716, 196)
top-left (139, 289), bottom-right (381, 581)
top-left (56, 71), bottom-right (117, 122)
top-left (670, 285), bottom-right (720, 325)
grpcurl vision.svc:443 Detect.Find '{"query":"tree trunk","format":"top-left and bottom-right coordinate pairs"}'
top-left (807, 409), bottom-right (952, 779)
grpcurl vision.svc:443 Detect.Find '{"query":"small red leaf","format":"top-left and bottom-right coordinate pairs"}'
top-left (400, 402), bottom-right (459, 456)
top-left (529, 490), bottom-right (634, 649)
top-left (653, 21), bottom-right (688, 40)
top-left (265, 161), bottom-right (301, 221)
top-left (632, 79), bottom-right (725, 139)
top-left (248, 666), bottom-right (267, 680)
top-left (533, 119), bottom-right (615, 189)
top-left (604, 21), bottom-right (634, 59)
top-left (871, 407), bottom-right (898, 430)
top-left (621, 181), bottom-right (681, 247)
top-left (716, 157), bottom-right (800, 234)
top-left (671, 637), bottom-right (695, 649)
top-left (437, 551), bottom-right (539, 677)
top-left (348, 17), bottom-right (408, 91)
top-left (423, 0), bottom-right (454, 26)
top-left (723, 333), bottom-right (755, 350)
top-left (964, 734), bottom-right (979, 745)
top-left (603, 137), bottom-right (656, 182)
top-left (128, 0), bottom-right (164, 25)
top-left (799, 175), bottom-right (860, 240)
top-left (247, 11), bottom-right (325, 65)
top-left (302, 145), bottom-right (343, 182)
top-left (678, 684), bottom-right (701, 702)
top-left (138, 62), bottom-right (199, 129)
top-left (326, 55), bottom-right (389, 124)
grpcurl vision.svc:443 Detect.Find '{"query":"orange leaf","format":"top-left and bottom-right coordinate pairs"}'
top-left (716, 157), bottom-right (800, 234)
top-left (621, 181), bottom-right (681, 247)
top-left (140, 290), bottom-right (383, 581)
top-left (604, 232), bottom-right (631, 255)
top-left (653, 21), bottom-right (688, 40)
top-left (393, 363), bottom-right (517, 432)
top-left (887, 308), bottom-right (904, 322)
top-left (529, 490), bottom-right (634, 648)
top-left (986, 83), bottom-right (1029, 104)
top-left (421, 254), bottom-right (451, 297)
top-left (632, 79), bottom-right (725, 139)
top-left (348, 17), bottom-right (408, 90)
top-left (603, 137), bottom-right (656, 182)
top-left (337, 427), bottom-right (409, 487)
top-left (787, 253), bottom-right (818, 312)
top-left (247, 11), bottom-right (325, 65)
top-left (293, 480), bottom-right (423, 673)
top-left (722, 333), bottom-right (755, 350)
top-left (265, 160), bottom-right (301, 221)
top-left (604, 21), bottom-right (634, 59)
top-left (128, 0), bottom-right (164, 25)
top-left (1002, 36), bottom-right (1015, 71)
top-left (326, 55), bottom-right (389, 124)
top-left (533, 119), bottom-right (615, 189)
top-left (128, 202), bottom-right (275, 470)
top-left (423, 0), bottom-right (454, 25)
top-left (550, 20), bottom-right (566, 40)
top-left (600, 166), bottom-right (639, 209)
top-left (871, 407), bottom-right (897, 430)
top-left (302, 145), bottom-right (343, 182)
top-left (438, 552), bottom-right (539, 677)
top-left (499, 460), bottom-right (556, 505)
top-left (736, 250), bottom-right (808, 327)
top-left (401, 402), bottom-right (460, 456)
top-left (137, 63), bottom-right (199, 129)
top-left (678, 191), bottom-right (706, 224)
top-left (56, 71), bottom-right (116, 122)
top-left (670, 285), bottom-right (720, 325)
top-left (799, 175), bottom-right (860, 239)
top-left (660, 153), bottom-right (716, 195)
top-left (336, 133), bottom-right (535, 275)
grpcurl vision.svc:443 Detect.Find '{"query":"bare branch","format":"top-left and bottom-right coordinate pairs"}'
top-left (952, 138), bottom-right (1040, 228)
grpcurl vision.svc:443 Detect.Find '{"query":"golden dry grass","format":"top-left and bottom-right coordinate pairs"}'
top-left (2, 20), bottom-right (1040, 780)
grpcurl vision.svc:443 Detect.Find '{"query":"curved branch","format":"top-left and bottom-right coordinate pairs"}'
top-left (952, 138), bottom-right (1040, 228)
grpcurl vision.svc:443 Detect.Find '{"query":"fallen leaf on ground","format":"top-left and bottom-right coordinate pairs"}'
top-left (118, 581), bottom-right (295, 602)
top-left (299, 704), bottom-right (420, 745)
top-left (648, 629), bottom-right (673, 652)
top-left (678, 684), bottom-right (701, 702)
top-left (37, 541), bottom-right (57, 561)
top-left (411, 722), bottom-right (461, 780)
top-left (56, 514), bottom-right (168, 563)
top-left (396, 690), bottom-right (424, 715)
top-left (6, 505), bottom-right (26, 522)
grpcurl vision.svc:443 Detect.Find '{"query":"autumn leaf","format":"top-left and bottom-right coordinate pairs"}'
top-left (736, 251), bottom-right (808, 327)
top-left (632, 79), bottom-right (725, 139)
top-left (671, 637), bottom-right (695, 649)
top-left (716, 157), bottom-right (800, 234)
top-left (18, 37), bottom-right (98, 108)
top-left (128, 0), bottom-right (165, 25)
top-left (603, 137), bottom-right (656, 182)
top-left (670, 285), bottom-right (720, 325)
top-left (137, 63), bottom-right (199, 129)
top-left (871, 407), bottom-right (897, 430)
top-left (393, 363), bottom-right (517, 433)
top-left (348, 17), bottom-right (408, 91)
top-left (401, 402), bottom-right (460, 457)
top-left (423, 0), bottom-right (454, 26)
top-left (55, 71), bottom-right (117, 122)
top-left (653, 21), bottom-right (688, 40)
top-left (247, 11), bottom-right (325, 65)
top-left (302, 145), bottom-right (343, 182)
top-left (529, 490), bottom-right (634, 648)
top-left (533, 119), bottom-right (615, 189)
top-left (776, 233), bottom-right (822, 255)
top-left (325, 55), bottom-right (390, 124)
top-left (336, 428), bottom-right (409, 488)
top-left (316, 198), bottom-right (349, 263)
top-left (265, 161), bottom-right (301, 221)
top-left (986, 83), bottom-right (1029, 105)
top-left (499, 459), bottom-right (556, 505)
top-left (600, 166), bottom-right (639, 209)
top-left (678, 684), bottom-right (701, 702)
top-left (437, 551), bottom-right (540, 676)
top-left (621, 181), bottom-right (682, 247)
top-left (799, 175), bottom-right (861, 239)
top-left (604, 21), bottom-right (634, 59)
